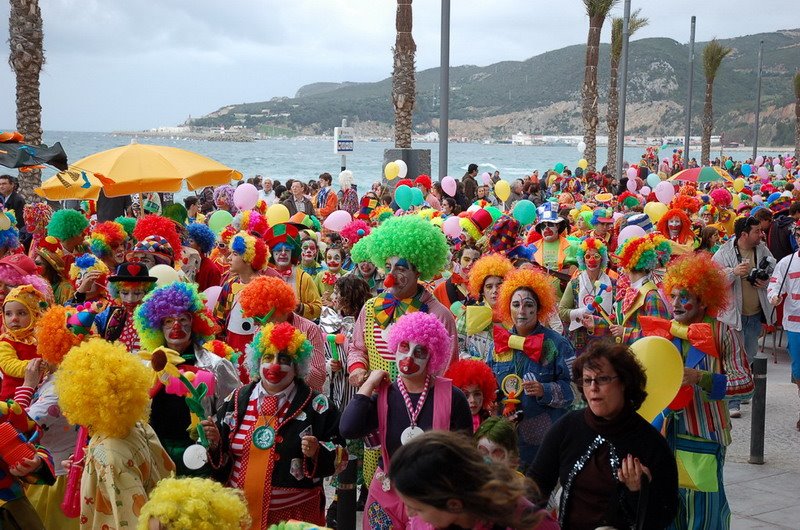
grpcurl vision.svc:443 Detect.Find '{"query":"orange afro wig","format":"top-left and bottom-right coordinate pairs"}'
top-left (239, 276), bottom-right (297, 320)
top-left (496, 268), bottom-right (557, 325)
top-left (35, 306), bottom-right (83, 365)
top-left (133, 215), bottom-right (182, 264)
top-left (468, 254), bottom-right (513, 299)
top-left (663, 251), bottom-right (729, 316)
top-left (656, 209), bottom-right (694, 243)
top-left (670, 194), bottom-right (701, 214)
top-left (444, 358), bottom-right (497, 412)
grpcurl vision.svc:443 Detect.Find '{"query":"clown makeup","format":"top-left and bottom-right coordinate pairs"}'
top-left (541, 222), bottom-right (560, 242)
top-left (3, 301), bottom-right (31, 332)
top-left (510, 288), bottom-right (538, 336)
top-left (477, 437), bottom-right (511, 467)
top-left (129, 251), bottom-right (157, 270)
top-left (667, 218), bottom-right (682, 239)
top-left (112, 244), bottom-right (126, 264)
top-left (75, 270), bottom-right (101, 296)
top-left (701, 212), bottom-right (714, 224)
top-left (594, 221), bottom-right (611, 237)
top-left (358, 260), bottom-right (376, 276)
top-left (301, 240), bottom-right (318, 265)
top-left (326, 248), bottom-right (343, 272)
top-left (584, 249), bottom-right (602, 271)
top-left (462, 384), bottom-right (484, 416)
top-left (670, 288), bottom-right (705, 324)
top-left (118, 286), bottom-right (148, 306)
top-left (274, 243), bottom-right (293, 268)
top-left (482, 276), bottom-right (503, 308)
top-left (162, 312), bottom-right (193, 351)
top-left (260, 352), bottom-right (295, 390)
top-left (458, 248), bottom-right (481, 276)
top-left (181, 248), bottom-right (201, 282)
top-left (395, 340), bottom-right (430, 378)
top-left (385, 256), bottom-right (419, 299)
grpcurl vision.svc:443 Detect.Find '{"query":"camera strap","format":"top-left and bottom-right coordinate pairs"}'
top-left (734, 240), bottom-right (756, 266)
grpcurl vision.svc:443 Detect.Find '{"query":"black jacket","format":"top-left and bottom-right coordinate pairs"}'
top-left (1, 191), bottom-right (25, 229)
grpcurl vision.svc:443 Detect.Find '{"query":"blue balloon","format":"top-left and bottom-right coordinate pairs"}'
top-left (646, 173), bottom-right (661, 188)
top-left (410, 187), bottom-right (424, 206)
top-left (741, 164), bottom-right (752, 177)
top-left (395, 185), bottom-right (413, 210)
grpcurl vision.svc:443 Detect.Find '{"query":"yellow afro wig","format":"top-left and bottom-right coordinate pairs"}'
top-left (136, 477), bottom-right (250, 530)
top-left (55, 338), bottom-right (152, 438)
top-left (495, 268), bottom-right (557, 325)
top-left (663, 251), bottom-right (730, 317)
top-left (468, 254), bottom-right (513, 299)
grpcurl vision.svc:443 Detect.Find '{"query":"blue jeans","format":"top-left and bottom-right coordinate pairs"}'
top-left (730, 314), bottom-right (762, 411)
top-left (787, 331), bottom-right (800, 384)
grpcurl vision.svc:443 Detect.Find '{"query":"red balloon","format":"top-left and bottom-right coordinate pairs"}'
top-left (668, 385), bottom-right (693, 410)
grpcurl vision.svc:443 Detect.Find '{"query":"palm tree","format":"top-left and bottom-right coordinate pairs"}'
top-left (794, 71), bottom-right (800, 160)
top-left (701, 39), bottom-right (731, 165)
top-left (581, 0), bottom-right (619, 170)
top-left (606, 9), bottom-right (648, 173)
top-left (9, 0), bottom-right (45, 200)
top-left (392, 0), bottom-right (416, 149)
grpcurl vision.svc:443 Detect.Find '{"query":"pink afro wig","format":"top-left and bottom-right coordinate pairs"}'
top-left (340, 219), bottom-right (371, 247)
top-left (133, 215), bottom-right (182, 264)
top-left (709, 188), bottom-right (732, 208)
top-left (388, 312), bottom-right (452, 376)
top-left (0, 264), bottom-right (52, 300)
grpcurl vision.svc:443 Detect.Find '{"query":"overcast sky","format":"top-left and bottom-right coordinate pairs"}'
top-left (1, 0), bottom-right (797, 132)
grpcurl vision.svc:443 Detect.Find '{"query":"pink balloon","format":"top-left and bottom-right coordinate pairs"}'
top-left (618, 225), bottom-right (646, 246)
top-left (481, 172), bottom-right (492, 185)
top-left (442, 176), bottom-right (457, 197)
top-left (755, 155), bottom-right (764, 166)
top-left (443, 216), bottom-right (463, 238)
top-left (626, 167), bottom-right (638, 179)
top-left (323, 210), bottom-right (352, 232)
top-left (752, 194), bottom-right (763, 204)
top-left (626, 178), bottom-right (638, 192)
top-left (612, 212), bottom-right (624, 222)
top-left (757, 166), bottom-right (769, 179)
top-left (641, 186), bottom-right (651, 196)
top-left (785, 160), bottom-right (793, 169)
top-left (233, 183), bottom-right (259, 210)
top-left (654, 181), bottom-right (675, 204)
top-left (202, 286), bottom-right (222, 312)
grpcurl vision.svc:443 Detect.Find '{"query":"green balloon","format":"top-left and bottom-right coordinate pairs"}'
top-left (513, 199), bottom-right (536, 225)
top-left (208, 210), bottom-right (234, 235)
top-left (725, 160), bottom-right (734, 170)
top-left (410, 187), bottom-right (424, 206)
top-left (395, 185), bottom-right (413, 210)
top-left (554, 163), bottom-right (565, 173)
top-left (485, 206), bottom-right (502, 222)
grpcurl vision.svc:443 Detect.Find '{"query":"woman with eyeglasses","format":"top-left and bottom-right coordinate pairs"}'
top-left (527, 341), bottom-right (678, 530)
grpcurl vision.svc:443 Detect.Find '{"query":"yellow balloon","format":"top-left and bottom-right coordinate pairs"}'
top-left (643, 201), bottom-right (668, 223)
top-left (733, 177), bottom-right (745, 192)
top-left (266, 204), bottom-right (290, 226)
top-left (494, 180), bottom-right (511, 202)
top-left (731, 194), bottom-right (740, 208)
top-left (578, 158), bottom-right (588, 170)
top-left (384, 161), bottom-right (400, 181)
top-left (630, 336), bottom-right (684, 422)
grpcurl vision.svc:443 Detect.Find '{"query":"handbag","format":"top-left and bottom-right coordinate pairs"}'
top-left (674, 433), bottom-right (721, 492)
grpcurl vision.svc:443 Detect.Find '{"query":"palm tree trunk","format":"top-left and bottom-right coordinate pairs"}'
top-left (701, 82), bottom-right (714, 165)
top-left (393, 0), bottom-right (416, 149)
top-left (582, 17), bottom-right (603, 170)
top-left (9, 0), bottom-right (45, 201)
top-left (606, 58), bottom-right (619, 173)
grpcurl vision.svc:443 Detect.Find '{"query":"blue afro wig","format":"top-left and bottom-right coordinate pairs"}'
top-left (187, 223), bottom-right (217, 255)
top-left (0, 212), bottom-right (19, 251)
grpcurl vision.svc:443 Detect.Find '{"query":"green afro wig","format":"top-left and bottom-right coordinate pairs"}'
top-left (367, 215), bottom-right (448, 281)
top-left (47, 209), bottom-right (89, 241)
top-left (350, 234), bottom-right (373, 264)
top-left (115, 216), bottom-right (137, 240)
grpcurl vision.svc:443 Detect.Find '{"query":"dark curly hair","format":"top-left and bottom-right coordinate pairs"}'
top-left (572, 340), bottom-right (648, 410)
top-left (333, 275), bottom-right (371, 318)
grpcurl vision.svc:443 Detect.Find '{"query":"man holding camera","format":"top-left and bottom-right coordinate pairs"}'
top-left (713, 216), bottom-right (777, 417)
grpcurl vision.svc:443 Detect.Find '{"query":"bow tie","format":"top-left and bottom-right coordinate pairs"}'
top-left (615, 275), bottom-right (639, 314)
top-left (639, 316), bottom-right (718, 358)
top-left (374, 292), bottom-right (425, 328)
top-left (493, 325), bottom-right (544, 363)
top-left (277, 267), bottom-right (293, 279)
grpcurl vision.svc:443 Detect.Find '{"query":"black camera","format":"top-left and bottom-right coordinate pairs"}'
top-left (745, 256), bottom-right (772, 286)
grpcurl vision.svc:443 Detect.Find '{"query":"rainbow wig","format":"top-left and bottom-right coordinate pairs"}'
top-left (340, 219), bottom-right (371, 246)
top-left (698, 204), bottom-right (718, 221)
top-left (23, 202), bottom-right (52, 235)
top-left (134, 282), bottom-right (219, 351)
top-left (68, 253), bottom-right (110, 286)
top-left (387, 312), bottom-right (451, 376)
top-left (245, 322), bottom-right (313, 380)
top-left (615, 233), bottom-right (672, 272)
top-left (35, 305), bottom-right (85, 365)
top-left (367, 215), bottom-right (448, 281)
top-left (187, 223), bottom-right (216, 255)
top-left (47, 209), bottom-right (88, 241)
top-left (55, 338), bottom-right (152, 438)
top-left (229, 231), bottom-right (269, 271)
top-left (664, 251), bottom-right (729, 316)
top-left (88, 221), bottom-right (127, 259)
top-left (239, 276), bottom-right (297, 320)
top-left (576, 237), bottom-right (608, 271)
top-left (234, 209), bottom-right (268, 236)
top-left (468, 254), bottom-right (513, 299)
top-left (115, 216), bottom-right (137, 239)
top-left (0, 212), bottom-right (19, 251)
top-left (444, 358), bottom-right (497, 411)
top-left (496, 268), bottom-right (558, 325)
top-left (136, 477), bottom-right (250, 530)
top-left (133, 215), bottom-right (183, 264)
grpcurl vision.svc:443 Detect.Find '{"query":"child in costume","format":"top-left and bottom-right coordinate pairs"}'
top-left (135, 282), bottom-right (241, 476)
top-left (45, 209), bottom-right (89, 268)
top-left (474, 416), bottom-right (521, 471)
top-left (66, 253), bottom-right (111, 308)
top-left (94, 262), bottom-right (157, 353)
top-left (56, 339), bottom-right (175, 530)
top-left (23, 202), bottom-right (52, 259)
top-left (137, 477), bottom-right (251, 530)
top-left (34, 236), bottom-right (74, 304)
top-left (315, 244), bottom-right (346, 299)
top-left (87, 220), bottom-right (128, 272)
top-left (0, 285), bottom-right (49, 400)
top-left (131, 214), bottom-right (183, 268)
top-left (445, 358), bottom-right (497, 432)
top-left (264, 223), bottom-right (322, 321)
top-left (202, 322), bottom-right (347, 529)
top-left (300, 233), bottom-right (324, 277)
top-left (186, 222), bottom-right (221, 292)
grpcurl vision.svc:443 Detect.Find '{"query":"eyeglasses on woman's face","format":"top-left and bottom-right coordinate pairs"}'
top-left (581, 375), bottom-right (618, 387)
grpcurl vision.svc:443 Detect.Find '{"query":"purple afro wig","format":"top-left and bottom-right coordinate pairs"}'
top-left (213, 185), bottom-right (238, 215)
top-left (388, 312), bottom-right (452, 376)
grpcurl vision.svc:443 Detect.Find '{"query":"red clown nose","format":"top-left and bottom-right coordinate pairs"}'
top-left (383, 275), bottom-right (395, 288)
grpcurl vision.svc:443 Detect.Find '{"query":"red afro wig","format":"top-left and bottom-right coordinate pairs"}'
top-left (496, 268), bottom-right (558, 325)
top-left (656, 209), bottom-right (694, 244)
top-left (133, 215), bottom-right (182, 264)
top-left (709, 188), bottom-right (732, 208)
top-left (444, 358), bottom-right (497, 411)
top-left (670, 194), bottom-right (701, 214)
top-left (664, 252), bottom-right (729, 316)
top-left (414, 174), bottom-right (432, 191)
top-left (239, 276), bottom-right (297, 319)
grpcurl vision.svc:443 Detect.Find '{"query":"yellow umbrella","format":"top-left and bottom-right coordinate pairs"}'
top-left (68, 143), bottom-right (242, 197)
top-left (34, 167), bottom-right (105, 201)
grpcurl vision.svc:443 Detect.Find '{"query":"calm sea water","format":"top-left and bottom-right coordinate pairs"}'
top-left (37, 131), bottom-right (784, 201)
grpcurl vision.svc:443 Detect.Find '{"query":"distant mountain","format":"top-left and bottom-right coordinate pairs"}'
top-left (190, 29), bottom-right (800, 146)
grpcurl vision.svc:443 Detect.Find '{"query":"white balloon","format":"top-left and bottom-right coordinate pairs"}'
top-left (577, 141), bottom-right (587, 154)
top-left (395, 160), bottom-right (408, 179)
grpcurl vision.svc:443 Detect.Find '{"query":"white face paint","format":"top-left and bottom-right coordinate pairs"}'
top-left (181, 247), bottom-right (201, 282)
top-left (477, 438), bottom-right (511, 467)
top-left (260, 352), bottom-right (295, 391)
top-left (395, 340), bottom-right (430, 377)
top-left (274, 245), bottom-right (292, 268)
top-left (510, 288), bottom-right (538, 336)
top-left (667, 218), bottom-right (682, 239)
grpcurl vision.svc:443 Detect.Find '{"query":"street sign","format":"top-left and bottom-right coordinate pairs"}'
top-left (334, 127), bottom-right (354, 154)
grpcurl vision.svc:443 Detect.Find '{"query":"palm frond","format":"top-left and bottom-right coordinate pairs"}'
top-left (703, 39), bottom-right (733, 81)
